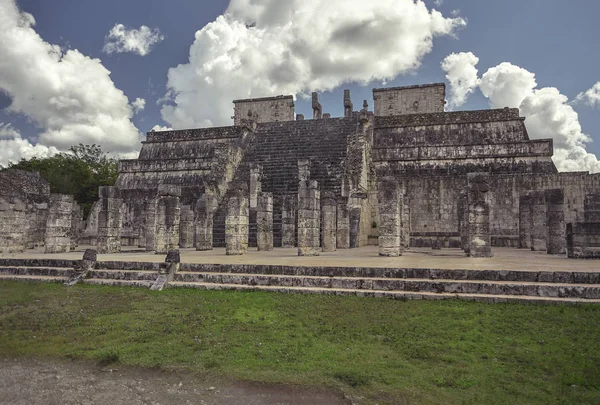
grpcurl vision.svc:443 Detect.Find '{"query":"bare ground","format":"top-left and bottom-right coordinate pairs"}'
top-left (0, 358), bottom-right (350, 405)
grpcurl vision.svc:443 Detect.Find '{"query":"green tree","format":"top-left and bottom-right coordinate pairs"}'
top-left (3, 144), bottom-right (118, 217)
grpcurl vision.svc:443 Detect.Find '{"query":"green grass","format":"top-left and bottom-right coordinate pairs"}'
top-left (1, 280), bottom-right (600, 404)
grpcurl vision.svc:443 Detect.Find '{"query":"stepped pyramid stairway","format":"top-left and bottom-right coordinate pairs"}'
top-left (212, 117), bottom-right (361, 247)
top-left (1, 256), bottom-right (600, 304)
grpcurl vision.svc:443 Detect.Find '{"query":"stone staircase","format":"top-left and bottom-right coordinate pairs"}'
top-left (0, 259), bottom-right (162, 288)
top-left (2, 258), bottom-right (600, 304)
top-left (169, 263), bottom-right (600, 305)
top-left (0, 259), bottom-right (76, 283)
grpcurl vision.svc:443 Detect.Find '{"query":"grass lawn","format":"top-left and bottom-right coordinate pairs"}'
top-left (1, 280), bottom-right (599, 404)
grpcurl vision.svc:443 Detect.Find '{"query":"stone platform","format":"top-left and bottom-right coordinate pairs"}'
top-left (2, 246), bottom-right (598, 272)
top-left (1, 247), bottom-right (599, 305)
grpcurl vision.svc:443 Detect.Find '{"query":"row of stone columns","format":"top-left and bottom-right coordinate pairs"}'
top-left (518, 189), bottom-right (566, 254)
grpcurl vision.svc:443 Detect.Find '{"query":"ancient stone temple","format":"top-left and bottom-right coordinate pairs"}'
top-left (76, 83), bottom-right (594, 257)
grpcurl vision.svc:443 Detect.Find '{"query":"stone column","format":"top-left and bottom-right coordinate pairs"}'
top-left (154, 185), bottom-right (181, 254)
top-left (0, 197), bottom-right (28, 253)
top-left (336, 197), bottom-right (350, 249)
top-left (349, 207), bottom-right (361, 248)
top-left (545, 189), bottom-right (566, 255)
top-left (257, 192), bottom-right (273, 251)
top-left (298, 180), bottom-right (320, 256)
top-left (467, 173), bottom-right (492, 258)
top-left (458, 191), bottom-right (469, 252)
top-left (70, 202), bottom-right (80, 250)
top-left (144, 198), bottom-right (157, 251)
top-left (250, 164), bottom-right (262, 210)
top-left (400, 198), bottom-right (410, 249)
top-left (518, 193), bottom-right (533, 249)
top-left (225, 192), bottom-right (249, 255)
top-left (45, 194), bottom-right (74, 253)
top-left (195, 194), bottom-right (216, 251)
top-left (281, 195), bottom-right (296, 248)
top-left (321, 194), bottom-right (337, 252)
top-left (179, 205), bottom-right (195, 248)
top-left (97, 186), bottom-right (123, 254)
top-left (378, 177), bottom-right (402, 257)
top-left (530, 191), bottom-right (547, 251)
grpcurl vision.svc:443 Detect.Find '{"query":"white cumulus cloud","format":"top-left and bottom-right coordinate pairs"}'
top-left (575, 82), bottom-right (600, 108)
top-left (0, 0), bottom-right (142, 161)
top-left (441, 53), bottom-right (600, 173)
top-left (440, 52), bottom-right (479, 109)
top-left (103, 24), bottom-right (164, 56)
top-left (151, 125), bottom-right (173, 132)
top-left (132, 97), bottom-right (146, 114)
top-left (161, 0), bottom-right (466, 128)
top-left (0, 123), bottom-right (59, 167)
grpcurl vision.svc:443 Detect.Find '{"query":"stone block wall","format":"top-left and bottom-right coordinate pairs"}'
top-left (567, 223), bottom-right (600, 259)
top-left (373, 83), bottom-right (446, 116)
top-left (233, 95), bottom-right (295, 126)
top-left (0, 197), bottom-right (28, 253)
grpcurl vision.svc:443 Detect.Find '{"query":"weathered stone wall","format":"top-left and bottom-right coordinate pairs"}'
top-left (0, 197), bottom-right (28, 253)
top-left (233, 95), bottom-right (295, 126)
top-left (584, 193), bottom-right (600, 222)
top-left (567, 223), bottom-right (600, 259)
top-left (0, 169), bottom-right (50, 249)
top-left (373, 83), bottom-right (445, 116)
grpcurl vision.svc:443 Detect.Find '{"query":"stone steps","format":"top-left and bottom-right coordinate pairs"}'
top-left (0, 274), bottom-right (67, 283)
top-left (173, 271), bottom-right (600, 299)
top-left (82, 278), bottom-right (154, 288)
top-left (167, 281), bottom-right (600, 305)
top-left (0, 266), bottom-right (74, 278)
top-left (87, 269), bottom-right (159, 282)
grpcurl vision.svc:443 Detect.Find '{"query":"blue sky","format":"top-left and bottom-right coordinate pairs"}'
top-left (1, 0), bottom-right (599, 171)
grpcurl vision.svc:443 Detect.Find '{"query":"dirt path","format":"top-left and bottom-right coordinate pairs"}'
top-left (0, 358), bottom-right (350, 405)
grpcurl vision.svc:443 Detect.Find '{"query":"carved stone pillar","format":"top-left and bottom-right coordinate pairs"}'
top-left (281, 195), bottom-right (296, 248)
top-left (297, 180), bottom-right (320, 256)
top-left (225, 193), bottom-right (249, 255)
top-left (530, 191), bottom-right (547, 252)
top-left (195, 194), bottom-right (216, 251)
top-left (518, 193), bottom-right (533, 249)
top-left (97, 186), bottom-right (123, 254)
top-left (378, 177), bottom-right (402, 257)
top-left (257, 192), bottom-right (274, 251)
top-left (179, 205), bottom-right (195, 248)
top-left (336, 197), bottom-right (350, 249)
top-left (45, 194), bottom-right (74, 253)
top-left (545, 189), bottom-right (566, 255)
top-left (154, 185), bottom-right (181, 254)
top-left (467, 173), bottom-right (492, 258)
top-left (321, 194), bottom-right (337, 252)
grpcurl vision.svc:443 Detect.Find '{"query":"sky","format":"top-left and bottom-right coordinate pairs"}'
top-left (0, 0), bottom-right (599, 172)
